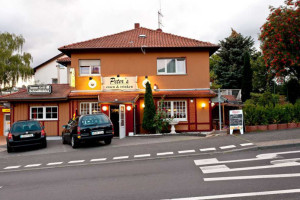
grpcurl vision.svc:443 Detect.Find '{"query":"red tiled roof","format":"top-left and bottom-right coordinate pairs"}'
top-left (57, 56), bottom-right (71, 63)
top-left (59, 25), bottom-right (219, 53)
top-left (0, 84), bottom-right (71, 101)
top-left (223, 95), bottom-right (237, 102)
top-left (68, 92), bottom-right (99, 98)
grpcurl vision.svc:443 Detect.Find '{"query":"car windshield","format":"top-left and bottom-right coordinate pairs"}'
top-left (11, 121), bottom-right (41, 133)
top-left (80, 115), bottom-right (110, 126)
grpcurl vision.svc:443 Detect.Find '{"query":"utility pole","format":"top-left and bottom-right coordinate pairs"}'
top-left (218, 88), bottom-right (222, 131)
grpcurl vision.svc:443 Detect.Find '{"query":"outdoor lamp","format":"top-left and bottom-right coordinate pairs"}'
top-left (126, 106), bottom-right (132, 111)
top-left (153, 84), bottom-right (158, 90)
top-left (142, 103), bottom-right (145, 108)
top-left (102, 106), bottom-right (108, 111)
top-left (117, 74), bottom-right (120, 77)
top-left (201, 103), bottom-right (206, 108)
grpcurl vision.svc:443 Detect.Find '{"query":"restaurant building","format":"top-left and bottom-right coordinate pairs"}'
top-left (0, 23), bottom-right (219, 137)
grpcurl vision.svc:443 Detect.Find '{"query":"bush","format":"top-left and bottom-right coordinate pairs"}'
top-left (243, 103), bottom-right (257, 126)
top-left (255, 105), bottom-right (268, 125)
top-left (294, 99), bottom-right (300, 123)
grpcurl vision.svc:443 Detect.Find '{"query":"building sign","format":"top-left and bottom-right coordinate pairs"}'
top-left (229, 110), bottom-right (244, 135)
top-left (28, 85), bottom-right (52, 95)
top-left (2, 109), bottom-right (10, 113)
top-left (88, 79), bottom-right (97, 89)
top-left (70, 68), bottom-right (75, 87)
top-left (102, 77), bottom-right (137, 90)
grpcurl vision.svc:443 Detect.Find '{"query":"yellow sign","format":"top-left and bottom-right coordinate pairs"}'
top-left (2, 109), bottom-right (10, 113)
top-left (70, 68), bottom-right (75, 87)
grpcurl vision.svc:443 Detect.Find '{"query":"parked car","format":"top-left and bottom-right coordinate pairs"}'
top-left (62, 113), bottom-right (114, 148)
top-left (6, 120), bottom-right (47, 153)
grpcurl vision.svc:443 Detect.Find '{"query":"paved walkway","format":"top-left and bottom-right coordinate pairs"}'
top-left (1, 128), bottom-right (300, 149)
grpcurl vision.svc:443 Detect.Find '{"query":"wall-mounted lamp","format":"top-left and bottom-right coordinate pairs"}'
top-left (190, 99), bottom-right (194, 103)
top-left (142, 103), bottom-right (145, 108)
top-left (211, 103), bottom-right (215, 107)
top-left (145, 75), bottom-right (148, 79)
top-left (102, 106), bottom-right (108, 111)
top-left (201, 103), bottom-right (206, 109)
top-left (117, 74), bottom-right (120, 77)
top-left (126, 106), bottom-right (132, 111)
top-left (89, 77), bottom-right (93, 80)
top-left (153, 84), bottom-right (158, 90)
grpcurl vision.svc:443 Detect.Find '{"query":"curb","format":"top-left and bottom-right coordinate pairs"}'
top-left (257, 142), bottom-right (300, 150)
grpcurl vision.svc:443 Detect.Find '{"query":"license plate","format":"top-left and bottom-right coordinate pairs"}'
top-left (20, 134), bottom-right (34, 138)
top-left (92, 131), bottom-right (104, 135)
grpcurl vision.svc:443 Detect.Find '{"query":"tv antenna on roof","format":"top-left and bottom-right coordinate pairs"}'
top-left (158, 0), bottom-right (164, 29)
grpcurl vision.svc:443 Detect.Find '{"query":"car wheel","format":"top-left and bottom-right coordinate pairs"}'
top-left (71, 136), bottom-right (78, 149)
top-left (104, 138), bottom-right (112, 145)
top-left (7, 144), bottom-right (13, 153)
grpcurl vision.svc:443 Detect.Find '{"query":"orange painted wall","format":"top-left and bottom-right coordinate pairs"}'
top-left (71, 51), bottom-right (210, 91)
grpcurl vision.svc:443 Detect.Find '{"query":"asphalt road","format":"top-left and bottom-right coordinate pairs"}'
top-left (1, 136), bottom-right (300, 199)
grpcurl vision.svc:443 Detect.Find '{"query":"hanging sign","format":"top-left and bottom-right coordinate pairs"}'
top-left (102, 77), bottom-right (137, 90)
top-left (229, 110), bottom-right (244, 135)
top-left (2, 109), bottom-right (10, 113)
top-left (88, 79), bottom-right (97, 89)
top-left (70, 68), bottom-right (75, 87)
top-left (28, 85), bottom-right (52, 95)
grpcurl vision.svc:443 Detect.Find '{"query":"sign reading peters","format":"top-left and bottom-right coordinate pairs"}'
top-left (102, 77), bottom-right (137, 91)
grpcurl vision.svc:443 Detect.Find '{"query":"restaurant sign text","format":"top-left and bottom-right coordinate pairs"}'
top-left (102, 77), bottom-right (137, 90)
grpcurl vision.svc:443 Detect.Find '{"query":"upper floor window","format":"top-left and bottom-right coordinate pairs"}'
top-left (79, 60), bottom-right (100, 76)
top-left (157, 58), bottom-right (186, 75)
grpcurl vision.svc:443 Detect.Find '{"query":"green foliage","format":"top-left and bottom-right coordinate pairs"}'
top-left (250, 92), bottom-right (279, 106)
top-left (209, 71), bottom-right (221, 89)
top-left (214, 29), bottom-right (255, 89)
top-left (241, 51), bottom-right (253, 102)
top-left (142, 82), bottom-right (156, 132)
top-left (294, 99), bottom-right (300, 122)
top-left (251, 52), bottom-right (268, 93)
top-left (0, 32), bottom-right (33, 89)
top-left (153, 99), bottom-right (172, 133)
top-left (259, 0), bottom-right (300, 79)
top-left (243, 103), bottom-right (257, 126)
top-left (285, 78), bottom-right (300, 104)
top-left (255, 105), bottom-right (268, 125)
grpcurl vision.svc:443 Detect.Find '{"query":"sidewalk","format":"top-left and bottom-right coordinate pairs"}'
top-left (1, 128), bottom-right (300, 149)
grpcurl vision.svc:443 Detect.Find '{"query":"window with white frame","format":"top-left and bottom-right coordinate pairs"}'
top-left (159, 100), bottom-right (187, 121)
top-left (80, 102), bottom-right (100, 115)
top-left (79, 60), bottom-right (100, 76)
top-left (30, 106), bottom-right (58, 120)
top-left (157, 58), bottom-right (186, 75)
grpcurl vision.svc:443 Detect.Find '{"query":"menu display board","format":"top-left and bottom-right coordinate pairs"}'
top-left (229, 110), bottom-right (244, 134)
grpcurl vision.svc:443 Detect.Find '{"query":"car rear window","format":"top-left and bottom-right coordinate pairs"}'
top-left (80, 115), bottom-right (110, 126)
top-left (11, 121), bottom-right (42, 133)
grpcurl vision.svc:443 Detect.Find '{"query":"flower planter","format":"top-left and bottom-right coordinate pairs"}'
top-left (267, 124), bottom-right (278, 131)
top-left (288, 123), bottom-right (298, 129)
top-left (257, 125), bottom-right (268, 131)
top-left (245, 125), bottom-right (257, 132)
top-left (277, 123), bottom-right (288, 130)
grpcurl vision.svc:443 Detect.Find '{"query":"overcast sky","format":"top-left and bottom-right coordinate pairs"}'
top-left (0, 0), bottom-right (284, 67)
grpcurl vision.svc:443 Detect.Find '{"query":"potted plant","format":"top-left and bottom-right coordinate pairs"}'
top-left (277, 104), bottom-right (288, 130)
top-left (243, 103), bottom-right (257, 132)
top-left (256, 105), bottom-right (268, 131)
top-left (267, 104), bottom-right (278, 130)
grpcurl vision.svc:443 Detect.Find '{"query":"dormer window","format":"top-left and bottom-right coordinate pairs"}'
top-left (79, 60), bottom-right (100, 76)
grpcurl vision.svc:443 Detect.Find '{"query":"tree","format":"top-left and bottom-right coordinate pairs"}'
top-left (214, 29), bottom-right (255, 89)
top-left (0, 32), bottom-right (33, 90)
top-left (251, 52), bottom-right (268, 93)
top-left (142, 82), bottom-right (156, 132)
top-left (242, 51), bottom-right (252, 101)
top-left (259, 0), bottom-right (300, 79)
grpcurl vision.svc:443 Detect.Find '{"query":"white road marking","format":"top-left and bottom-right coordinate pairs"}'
top-left (68, 160), bottom-right (85, 164)
top-left (24, 164), bottom-right (42, 168)
top-left (200, 148), bottom-right (216, 152)
top-left (0, 186), bottom-right (2, 189)
top-left (271, 158), bottom-right (300, 165)
top-left (178, 150), bottom-right (195, 154)
top-left (113, 156), bottom-right (129, 160)
top-left (200, 162), bottom-right (300, 174)
top-left (134, 154), bottom-right (151, 158)
top-left (240, 143), bottom-right (254, 146)
top-left (256, 150), bottom-right (300, 159)
top-left (219, 145), bottom-right (236, 150)
top-left (90, 158), bottom-right (107, 162)
top-left (204, 173), bottom-right (300, 181)
top-left (164, 188), bottom-right (300, 200)
top-left (194, 158), bottom-right (220, 166)
top-left (47, 162), bottom-right (63, 166)
top-left (157, 152), bottom-right (174, 156)
top-left (4, 166), bottom-right (21, 170)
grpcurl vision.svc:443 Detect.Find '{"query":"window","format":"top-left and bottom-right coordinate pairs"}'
top-left (79, 60), bottom-right (100, 76)
top-left (30, 106), bottom-right (58, 120)
top-left (157, 58), bottom-right (186, 75)
top-left (159, 100), bottom-right (187, 121)
top-left (52, 78), bottom-right (58, 84)
top-left (80, 102), bottom-right (100, 115)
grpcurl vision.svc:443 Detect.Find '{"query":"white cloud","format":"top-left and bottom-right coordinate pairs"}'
top-left (0, 0), bottom-right (284, 67)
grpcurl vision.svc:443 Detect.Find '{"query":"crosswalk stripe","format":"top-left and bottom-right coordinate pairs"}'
top-left (220, 145), bottom-right (236, 150)
top-left (204, 173), bottom-right (300, 181)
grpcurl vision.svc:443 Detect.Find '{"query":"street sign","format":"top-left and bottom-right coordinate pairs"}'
top-left (229, 110), bottom-right (244, 135)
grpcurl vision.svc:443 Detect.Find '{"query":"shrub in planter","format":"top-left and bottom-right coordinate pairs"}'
top-left (294, 99), bottom-right (300, 125)
top-left (256, 105), bottom-right (268, 131)
top-left (243, 102), bottom-right (258, 132)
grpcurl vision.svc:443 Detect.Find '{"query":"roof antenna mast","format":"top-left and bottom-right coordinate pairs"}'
top-left (158, 0), bottom-right (164, 29)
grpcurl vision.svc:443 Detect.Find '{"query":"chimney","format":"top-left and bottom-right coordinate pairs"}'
top-left (156, 28), bottom-right (162, 32)
top-left (134, 23), bottom-right (140, 29)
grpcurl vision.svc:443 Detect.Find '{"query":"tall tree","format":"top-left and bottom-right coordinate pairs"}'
top-left (214, 29), bottom-right (255, 89)
top-left (259, 0), bottom-right (300, 79)
top-left (142, 82), bottom-right (156, 132)
top-left (0, 32), bottom-right (33, 90)
top-left (251, 51), bottom-right (268, 93)
top-left (241, 51), bottom-right (253, 102)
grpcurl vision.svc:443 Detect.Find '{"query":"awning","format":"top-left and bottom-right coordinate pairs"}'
top-left (98, 92), bottom-right (139, 103)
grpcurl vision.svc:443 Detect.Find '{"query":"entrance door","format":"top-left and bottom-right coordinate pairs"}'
top-left (109, 105), bottom-right (119, 137)
top-left (119, 104), bottom-right (126, 139)
top-left (4, 114), bottom-right (10, 136)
